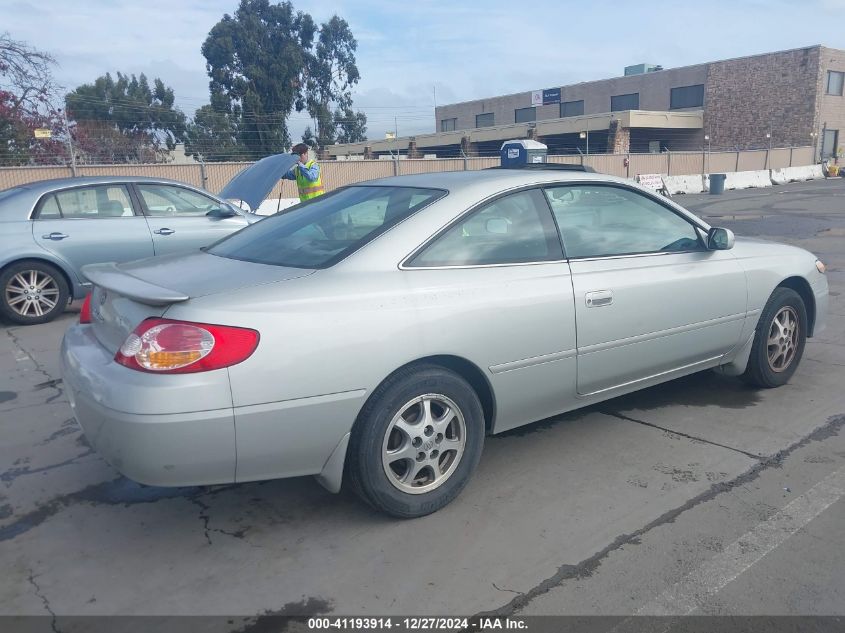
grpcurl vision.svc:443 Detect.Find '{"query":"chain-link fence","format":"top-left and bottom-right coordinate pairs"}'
top-left (0, 146), bottom-right (817, 195)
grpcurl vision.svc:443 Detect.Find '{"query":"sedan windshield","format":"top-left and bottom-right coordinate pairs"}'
top-left (208, 186), bottom-right (445, 268)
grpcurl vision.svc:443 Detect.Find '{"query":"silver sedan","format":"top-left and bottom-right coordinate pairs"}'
top-left (61, 167), bottom-right (829, 517)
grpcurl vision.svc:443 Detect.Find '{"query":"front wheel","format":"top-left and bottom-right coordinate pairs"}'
top-left (346, 364), bottom-right (485, 518)
top-left (742, 287), bottom-right (807, 388)
top-left (0, 260), bottom-right (69, 325)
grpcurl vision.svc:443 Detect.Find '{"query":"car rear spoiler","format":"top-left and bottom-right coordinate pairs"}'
top-left (81, 262), bottom-right (190, 306)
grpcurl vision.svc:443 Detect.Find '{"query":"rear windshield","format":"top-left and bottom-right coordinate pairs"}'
top-left (209, 186), bottom-right (446, 268)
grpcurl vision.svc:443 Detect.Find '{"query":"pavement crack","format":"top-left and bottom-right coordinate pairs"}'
top-left (28, 571), bottom-right (60, 633)
top-left (192, 498), bottom-right (213, 545)
top-left (5, 329), bottom-right (65, 404)
top-left (476, 412), bottom-right (845, 618)
top-left (600, 409), bottom-right (763, 460)
top-left (491, 582), bottom-right (523, 596)
top-left (1, 450), bottom-right (95, 487)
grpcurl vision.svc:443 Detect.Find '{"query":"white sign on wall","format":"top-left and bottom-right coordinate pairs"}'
top-left (636, 173), bottom-right (666, 191)
top-left (531, 90), bottom-right (543, 107)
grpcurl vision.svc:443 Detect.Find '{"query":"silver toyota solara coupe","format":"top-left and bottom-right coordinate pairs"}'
top-left (61, 166), bottom-right (829, 517)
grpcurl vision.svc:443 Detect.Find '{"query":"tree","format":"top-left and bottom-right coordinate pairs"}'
top-left (201, 0), bottom-right (367, 157)
top-left (333, 107), bottom-right (367, 144)
top-left (202, 0), bottom-right (316, 159)
top-left (65, 72), bottom-right (186, 163)
top-left (184, 103), bottom-right (242, 162)
top-left (304, 15), bottom-right (366, 148)
top-left (0, 33), bottom-right (66, 165)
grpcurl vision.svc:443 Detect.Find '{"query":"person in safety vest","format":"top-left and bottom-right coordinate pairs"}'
top-left (283, 143), bottom-right (325, 202)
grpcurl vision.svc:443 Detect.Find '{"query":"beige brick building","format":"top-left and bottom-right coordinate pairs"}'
top-left (330, 45), bottom-right (845, 160)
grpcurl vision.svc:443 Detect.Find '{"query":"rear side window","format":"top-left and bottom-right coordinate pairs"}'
top-left (407, 189), bottom-right (563, 267)
top-left (209, 186), bottom-right (445, 269)
top-left (37, 185), bottom-right (134, 219)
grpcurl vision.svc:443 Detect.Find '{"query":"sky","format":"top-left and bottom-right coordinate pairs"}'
top-left (2, 0), bottom-right (845, 143)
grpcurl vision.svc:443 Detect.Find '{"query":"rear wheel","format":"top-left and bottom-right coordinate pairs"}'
top-left (742, 287), bottom-right (807, 388)
top-left (346, 364), bottom-right (485, 518)
top-left (0, 260), bottom-right (69, 325)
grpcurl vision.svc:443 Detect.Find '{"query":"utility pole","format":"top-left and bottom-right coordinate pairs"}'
top-left (60, 109), bottom-right (78, 177)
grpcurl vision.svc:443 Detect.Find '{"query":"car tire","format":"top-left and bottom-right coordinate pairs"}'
top-left (346, 364), bottom-right (485, 518)
top-left (0, 260), bottom-right (69, 325)
top-left (742, 287), bottom-right (807, 388)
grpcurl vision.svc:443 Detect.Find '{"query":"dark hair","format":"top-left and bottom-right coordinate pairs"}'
top-left (291, 143), bottom-right (309, 155)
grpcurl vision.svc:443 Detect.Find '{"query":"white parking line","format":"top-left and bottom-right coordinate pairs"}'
top-left (636, 465), bottom-right (845, 616)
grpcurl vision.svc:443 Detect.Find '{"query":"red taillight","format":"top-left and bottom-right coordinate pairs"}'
top-left (79, 293), bottom-right (92, 324)
top-left (115, 318), bottom-right (259, 374)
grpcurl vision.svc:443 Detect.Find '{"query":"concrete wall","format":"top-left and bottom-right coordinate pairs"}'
top-left (435, 65), bottom-right (707, 131)
top-left (704, 46), bottom-right (821, 150)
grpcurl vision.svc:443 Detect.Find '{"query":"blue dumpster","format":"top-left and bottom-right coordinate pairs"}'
top-left (500, 139), bottom-right (547, 167)
top-left (709, 173), bottom-right (727, 195)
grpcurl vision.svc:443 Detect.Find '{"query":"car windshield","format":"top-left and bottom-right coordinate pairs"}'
top-left (208, 185), bottom-right (445, 268)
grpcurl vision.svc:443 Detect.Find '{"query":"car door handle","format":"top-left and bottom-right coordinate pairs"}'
top-left (42, 232), bottom-right (69, 240)
top-left (154, 228), bottom-right (175, 235)
top-left (585, 290), bottom-right (613, 307)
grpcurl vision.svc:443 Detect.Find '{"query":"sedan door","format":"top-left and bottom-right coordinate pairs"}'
top-left (134, 183), bottom-right (250, 256)
top-left (543, 184), bottom-right (747, 396)
top-left (32, 184), bottom-right (155, 286)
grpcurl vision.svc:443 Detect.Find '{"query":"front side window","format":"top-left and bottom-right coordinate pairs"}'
top-left (210, 186), bottom-right (445, 269)
top-left (42, 185), bottom-right (133, 219)
top-left (408, 189), bottom-right (563, 267)
top-left (137, 184), bottom-right (222, 217)
top-left (544, 185), bottom-right (703, 258)
top-left (827, 71), bottom-right (844, 96)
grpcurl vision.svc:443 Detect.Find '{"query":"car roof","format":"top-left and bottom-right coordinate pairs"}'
top-left (1, 175), bottom-right (206, 198)
top-left (357, 167), bottom-right (626, 195)
top-left (0, 176), bottom-right (216, 219)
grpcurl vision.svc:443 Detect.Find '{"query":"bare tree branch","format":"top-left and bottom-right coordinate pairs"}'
top-left (0, 32), bottom-right (61, 116)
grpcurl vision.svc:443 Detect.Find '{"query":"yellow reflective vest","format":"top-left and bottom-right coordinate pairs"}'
top-left (295, 160), bottom-right (325, 201)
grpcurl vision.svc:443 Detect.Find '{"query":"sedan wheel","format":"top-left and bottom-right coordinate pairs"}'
top-left (347, 364), bottom-right (485, 518)
top-left (382, 394), bottom-right (466, 494)
top-left (743, 287), bottom-right (807, 388)
top-left (0, 261), bottom-right (69, 325)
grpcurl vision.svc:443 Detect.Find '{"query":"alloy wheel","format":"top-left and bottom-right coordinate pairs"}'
top-left (4, 269), bottom-right (61, 318)
top-left (381, 394), bottom-right (466, 494)
top-left (766, 306), bottom-right (799, 373)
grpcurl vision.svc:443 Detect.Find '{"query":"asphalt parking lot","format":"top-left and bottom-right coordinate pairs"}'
top-left (0, 178), bottom-right (843, 627)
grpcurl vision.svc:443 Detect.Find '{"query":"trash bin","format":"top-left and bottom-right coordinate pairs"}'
top-left (709, 173), bottom-right (727, 195)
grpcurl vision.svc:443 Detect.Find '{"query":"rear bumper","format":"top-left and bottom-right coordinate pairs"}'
top-left (61, 324), bottom-right (237, 486)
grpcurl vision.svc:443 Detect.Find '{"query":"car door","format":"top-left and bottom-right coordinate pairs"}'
top-left (32, 184), bottom-right (155, 285)
top-left (134, 183), bottom-right (250, 256)
top-left (405, 188), bottom-right (577, 433)
top-left (543, 183), bottom-right (747, 396)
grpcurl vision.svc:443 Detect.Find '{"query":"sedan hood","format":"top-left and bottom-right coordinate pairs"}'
top-left (82, 252), bottom-right (314, 305)
top-left (219, 153), bottom-right (300, 212)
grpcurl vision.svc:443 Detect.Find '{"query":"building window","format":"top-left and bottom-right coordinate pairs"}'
top-left (515, 107), bottom-right (536, 123)
top-left (440, 118), bottom-right (457, 132)
top-left (560, 100), bottom-right (584, 117)
top-left (827, 71), bottom-right (844, 96)
top-left (476, 112), bottom-right (494, 127)
top-left (670, 84), bottom-right (704, 109)
top-left (611, 93), bottom-right (639, 111)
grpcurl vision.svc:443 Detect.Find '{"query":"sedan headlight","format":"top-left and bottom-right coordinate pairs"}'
top-left (815, 259), bottom-right (826, 274)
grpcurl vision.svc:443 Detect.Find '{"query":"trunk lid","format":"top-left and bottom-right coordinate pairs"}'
top-left (82, 252), bottom-right (314, 354)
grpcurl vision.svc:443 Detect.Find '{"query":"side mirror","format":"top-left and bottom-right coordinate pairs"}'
top-left (485, 218), bottom-right (509, 234)
top-left (707, 227), bottom-right (735, 250)
top-left (206, 206), bottom-right (238, 219)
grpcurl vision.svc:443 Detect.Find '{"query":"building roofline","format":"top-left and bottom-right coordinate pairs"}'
top-left (436, 44), bottom-right (826, 111)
